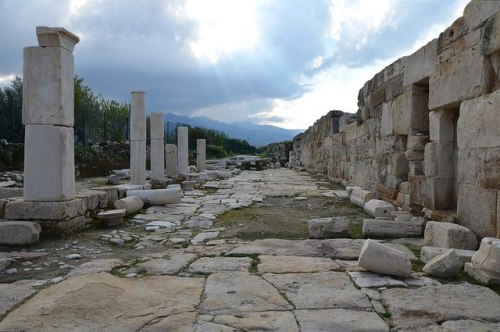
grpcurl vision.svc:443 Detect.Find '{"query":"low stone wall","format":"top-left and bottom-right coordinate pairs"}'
top-left (293, 0), bottom-right (500, 239)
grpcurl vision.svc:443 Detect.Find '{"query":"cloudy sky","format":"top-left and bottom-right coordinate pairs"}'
top-left (0, 0), bottom-right (468, 129)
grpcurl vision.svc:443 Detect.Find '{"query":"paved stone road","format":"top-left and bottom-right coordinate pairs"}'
top-left (1, 169), bottom-right (499, 331)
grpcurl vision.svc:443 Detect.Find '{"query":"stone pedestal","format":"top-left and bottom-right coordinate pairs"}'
top-left (150, 112), bottom-right (165, 183)
top-left (130, 91), bottom-right (146, 185)
top-left (177, 127), bottom-right (189, 177)
top-left (197, 139), bottom-right (206, 172)
top-left (165, 144), bottom-right (178, 178)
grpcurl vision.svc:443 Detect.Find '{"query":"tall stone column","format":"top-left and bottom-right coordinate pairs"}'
top-left (197, 139), bottom-right (206, 172)
top-left (23, 26), bottom-right (79, 202)
top-left (130, 91), bottom-right (146, 185)
top-left (177, 126), bottom-right (189, 177)
top-left (165, 144), bottom-right (178, 178)
top-left (150, 112), bottom-right (165, 182)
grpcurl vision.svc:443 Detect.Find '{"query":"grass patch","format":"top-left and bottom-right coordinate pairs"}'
top-left (456, 272), bottom-right (500, 295)
top-left (248, 254), bottom-right (261, 273)
top-left (411, 259), bottom-right (425, 273)
top-left (350, 221), bottom-right (364, 239)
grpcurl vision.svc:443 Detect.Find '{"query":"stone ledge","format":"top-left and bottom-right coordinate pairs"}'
top-left (4, 198), bottom-right (86, 221)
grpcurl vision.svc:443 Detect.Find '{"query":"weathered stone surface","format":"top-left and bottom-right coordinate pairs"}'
top-left (0, 221), bottom-right (41, 245)
top-left (350, 188), bottom-right (377, 207)
top-left (0, 273), bottom-right (204, 331)
top-left (0, 188), bottom-right (23, 199)
top-left (177, 126), bottom-right (189, 177)
top-left (420, 246), bottom-right (475, 264)
top-left (22, 47), bottom-right (74, 126)
top-left (23, 125), bottom-right (75, 201)
top-left (364, 199), bottom-right (395, 218)
top-left (424, 221), bottom-right (478, 250)
top-left (358, 239), bottom-right (412, 277)
top-left (381, 284), bottom-right (500, 330)
top-left (127, 188), bottom-right (182, 205)
top-left (295, 309), bottom-right (389, 332)
top-left (137, 254), bottom-right (196, 275)
top-left (195, 311), bottom-right (299, 331)
top-left (165, 144), bottom-right (178, 178)
top-left (113, 196), bottom-right (143, 216)
top-left (362, 218), bottom-right (424, 238)
top-left (0, 283), bottom-right (38, 318)
top-left (464, 0), bottom-right (500, 31)
top-left (307, 216), bottom-right (350, 239)
top-left (130, 91), bottom-right (146, 141)
top-left (404, 38), bottom-right (438, 86)
top-left (65, 259), bottom-right (125, 278)
top-left (191, 231), bottom-right (220, 245)
top-left (257, 255), bottom-right (341, 273)
top-left (130, 139), bottom-right (146, 185)
top-left (188, 257), bottom-right (252, 274)
top-left (424, 142), bottom-right (454, 177)
top-left (407, 136), bottom-right (430, 151)
top-left (465, 237), bottom-right (500, 285)
top-left (457, 186), bottom-right (498, 239)
top-left (197, 138), bottom-right (207, 172)
top-left (262, 271), bottom-right (371, 310)
top-left (199, 272), bottom-right (292, 315)
top-left (150, 139), bottom-right (165, 183)
top-left (423, 249), bottom-right (464, 278)
top-left (36, 26), bottom-right (79, 52)
top-left (4, 198), bottom-right (86, 220)
top-left (348, 271), bottom-right (407, 288)
top-left (76, 189), bottom-right (108, 211)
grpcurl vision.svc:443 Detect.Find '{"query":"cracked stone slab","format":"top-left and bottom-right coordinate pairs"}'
top-left (399, 319), bottom-right (500, 332)
top-left (137, 254), bottom-right (197, 275)
top-left (194, 311), bottom-right (299, 331)
top-left (0, 272), bottom-right (205, 331)
top-left (188, 256), bottom-right (252, 274)
top-left (381, 284), bottom-right (500, 330)
top-left (0, 283), bottom-right (38, 317)
top-left (348, 271), bottom-right (408, 288)
top-left (65, 258), bottom-right (125, 278)
top-left (228, 238), bottom-right (365, 259)
top-left (199, 272), bottom-right (293, 315)
top-left (257, 255), bottom-right (342, 273)
top-left (262, 271), bottom-right (371, 310)
top-left (295, 309), bottom-right (389, 332)
top-left (191, 231), bottom-right (220, 245)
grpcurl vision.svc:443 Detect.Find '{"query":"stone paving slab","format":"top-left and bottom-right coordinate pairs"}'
top-left (199, 272), bottom-right (293, 315)
top-left (257, 255), bottom-right (342, 273)
top-left (294, 309), bottom-right (389, 332)
top-left (194, 311), bottom-right (299, 331)
top-left (381, 284), bottom-right (500, 330)
top-left (0, 282), bottom-right (38, 318)
top-left (262, 271), bottom-right (372, 310)
top-left (137, 254), bottom-right (197, 275)
top-left (400, 319), bottom-right (500, 332)
top-left (188, 256), bottom-right (252, 274)
top-left (0, 272), bottom-right (205, 331)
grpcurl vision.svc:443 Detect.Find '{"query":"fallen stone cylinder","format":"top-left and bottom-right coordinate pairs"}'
top-left (0, 221), bottom-right (42, 245)
top-left (113, 196), bottom-right (143, 216)
top-left (358, 239), bottom-right (412, 277)
top-left (362, 218), bottom-right (424, 238)
top-left (350, 189), bottom-right (377, 208)
top-left (307, 216), bottom-right (350, 239)
top-left (127, 188), bottom-right (182, 206)
top-left (364, 199), bottom-right (395, 218)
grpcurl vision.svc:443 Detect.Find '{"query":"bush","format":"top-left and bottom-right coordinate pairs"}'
top-left (207, 145), bottom-right (226, 159)
top-left (0, 148), bottom-right (12, 165)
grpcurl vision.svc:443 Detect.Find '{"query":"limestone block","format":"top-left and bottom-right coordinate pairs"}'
top-left (113, 196), bottom-right (143, 216)
top-left (130, 91), bottom-right (146, 141)
top-left (424, 221), bottom-right (478, 250)
top-left (150, 139), bottom-right (165, 183)
top-left (177, 127), bottom-right (189, 177)
top-left (423, 176), bottom-right (454, 211)
top-left (423, 249), bottom-right (464, 278)
top-left (22, 47), bottom-right (74, 126)
top-left (350, 188), bottom-right (377, 208)
top-left (458, 90), bottom-right (500, 149)
top-left (0, 188), bottom-right (23, 199)
top-left (130, 140), bottom-right (146, 185)
top-left (358, 239), bottom-right (412, 277)
top-left (362, 218), bottom-right (424, 238)
top-left (97, 209), bottom-right (126, 227)
top-left (364, 200), bottom-right (395, 218)
top-left (480, 149), bottom-right (500, 190)
top-left (405, 149), bottom-right (425, 162)
top-left (90, 186), bottom-right (118, 207)
top-left (409, 160), bottom-right (424, 176)
top-left (307, 216), bottom-right (351, 239)
top-left (36, 26), bottom-right (79, 52)
top-left (197, 139), bottom-right (206, 172)
top-left (457, 184), bottom-right (497, 238)
top-left (420, 246), bottom-right (476, 264)
top-left (408, 86), bottom-right (430, 136)
top-left (24, 125), bottom-right (75, 201)
top-left (483, 12), bottom-right (500, 57)
top-left (424, 142), bottom-right (454, 177)
top-left (4, 198), bottom-right (86, 220)
top-left (391, 92), bottom-right (410, 135)
top-left (127, 188), bottom-right (182, 206)
top-left (429, 47), bottom-right (493, 110)
top-left (390, 153), bottom-right (409, 177)
top-left (465, 237), bottom-right (500, 285)
top-left (403, 39), bottom-right (438, 86)
top-left (464, 0), bottom-right (500, 31)
top-left (216, 171), bottom-right (232, 179)
top-left (150, 112), bottom-right (164, 140)
top-left (75, 190), bottom-right (108, 211)
top-left (429, 110), bottom-right (455, 143)
top-left (380, 102), bottom-right (393, 137)
top-left (0, 221), bottom-right (42, 245)
top-left (407, 136), bottom-right (430, 151)
top-left (399, 181), bottom-right (410, 194)
top-left (165, 144), bottom-right (178, 178)
top-left (384, 73), bottom-right (404, 101)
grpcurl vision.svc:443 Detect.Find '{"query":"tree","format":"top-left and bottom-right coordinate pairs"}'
top-left (74, 76), bottom-right (101, 144)
top-left (0, 76), bottom-right (23, 142)
top-left (100, 99), bottom-right (130, 142)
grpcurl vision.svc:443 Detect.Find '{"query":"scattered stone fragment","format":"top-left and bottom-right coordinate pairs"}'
top-left (358, 239), bottom-right (411, 277)
top-left (96, 209), bottom-right (126, 227)
top-left (191, 231), bottom-right (220, 245)
top-left (348, 271), bottom-right (407, 288)
top-left (350, 188), bottom-right (377, 207)
top-left (51, 277), bottom-right (63, 284)
top-left (364, 199), bottom-right (395, 218)
top-left (65, 254), bottom-right (81, 260)
top-left (423, 249), bottom-right (464, 278)
top-left (424, 221), bottom-right (478, 250)
top-left (107, 174), bottom-right (120, 185)
top-left (307, 216), bottom-right (351, 239)
top-left (6, 268), bottom-right (18, 275)
top-left (0, 221), bottom-right (42, 245)
top-left (109, 238), bottom-right (124, 246)
top-left (465, 237), bottom-right (500, 285)
top-left (198, 311), bottom-right (299, 331)
top-left (113, 196), bottom-right (143, 216)
top-left (294, 196), bottom-right (307, 201)
top-left (420, 246), bottom-right (475, 264)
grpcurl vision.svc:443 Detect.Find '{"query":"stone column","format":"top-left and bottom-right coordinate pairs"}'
top-left (23, 26), bottom-right (79, 202)
top-left (130, 91), bottom-right (146, 185)
top-left (165, 144), bottom-right (178, 178)
top-left (197, 139), bottom-right (206, 172)
top-left (150, 112), bottom-right (165, 183)
top-left (177, 126), bottom-right (189, 177)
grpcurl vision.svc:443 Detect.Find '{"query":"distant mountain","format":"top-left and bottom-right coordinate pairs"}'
top-left (163, 112), bottom-right (303, 147)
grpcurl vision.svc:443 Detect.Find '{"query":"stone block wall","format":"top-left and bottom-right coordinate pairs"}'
top-left (293, 0), bottom-right (500, 238)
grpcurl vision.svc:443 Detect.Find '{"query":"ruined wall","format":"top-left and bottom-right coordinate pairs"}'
top-left (293, 0), bottom-right (500, 238)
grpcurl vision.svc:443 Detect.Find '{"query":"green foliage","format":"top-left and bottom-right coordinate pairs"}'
top-left (100, 98), bottom-right (130, 142)
top-left (207, 144), bottom-right (226, 159)
top-left (0, 76), bottom-right (23, 142)
top-left (0, 148), bottom-right (12, 165)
